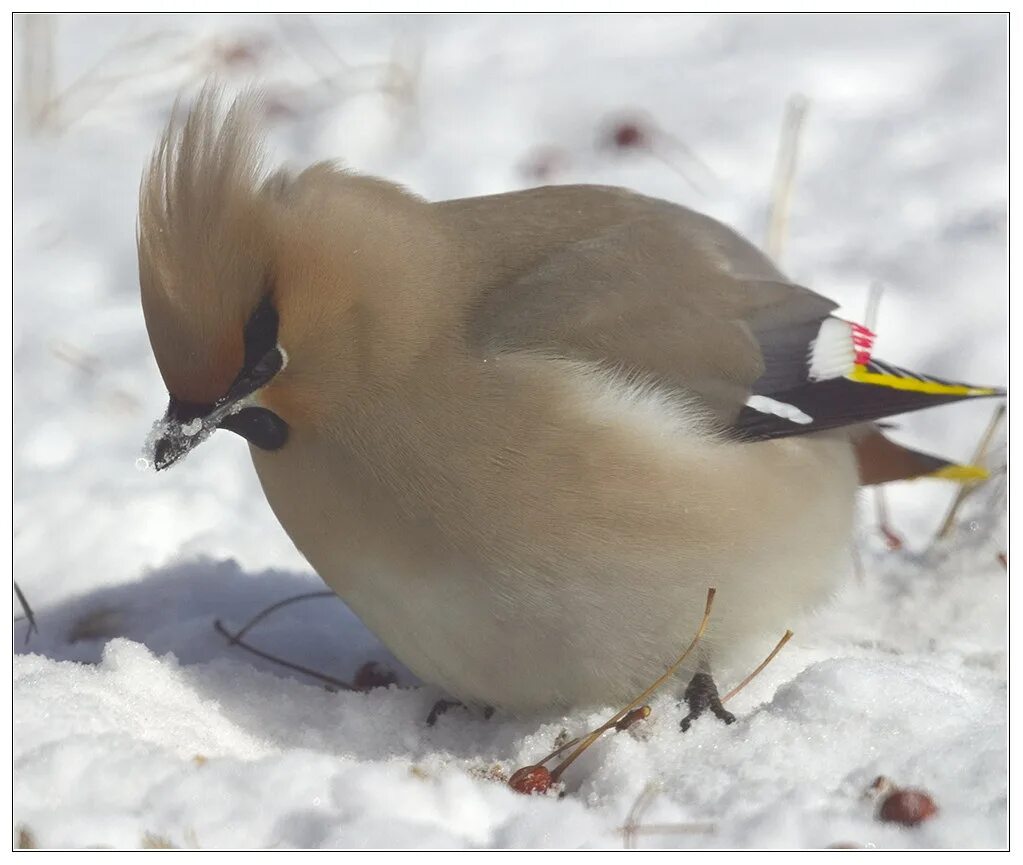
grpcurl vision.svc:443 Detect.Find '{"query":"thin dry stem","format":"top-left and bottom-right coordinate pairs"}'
top-left (720, 629), bottom-right (794, 704)
top-left (657, 127), bottom-right (719, 182)
top-left (863, 282), bottom-right (902, 552)
top-left (213, 619), bottom-right (355, 692)
top-left (22, 18), bottom-right (189, 135)
top-left (875, 487), bottom-right (903, 551)
top-left (863, 281), bottom-right (885, 332)
top-left (277, 13), bottom-right (420, 108)
top-left (550, 588), bottom-right (716, 783)
top-left (622, 782), bottom-right (660, 849)
top-left (536, 735), bottom-right (582, 767)
top-left (14, 580), bottom-right (38, 644)
top-left (18, 14), bottom-right (56, 133)
top-left (647, 147), bottom-right (706, 195)
top-left (614, 705), bottom-right (651, 732)
top-left (765, 94), bottom-right (809, 264)
top-left (15, 826), bottom-right (37, 849)
top-left (934, 403), bottom-right (1006, 542)
top-left (619, 823), bottom-right (717, 836)
top-left (227, 590), bottom-right (337, 644)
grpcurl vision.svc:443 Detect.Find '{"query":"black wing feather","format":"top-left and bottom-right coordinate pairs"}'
top-left (732, 361), bottom-right (1004, 442)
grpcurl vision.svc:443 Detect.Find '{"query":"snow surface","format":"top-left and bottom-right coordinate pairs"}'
top-left (13, 13), bottom-right (1007, 850)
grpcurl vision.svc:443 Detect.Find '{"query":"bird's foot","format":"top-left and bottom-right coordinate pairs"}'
top-left (426, 698), bottom-right (494, 726)
top-left (679, 671), bottom-right (735, 732)
top-left (426, 698), bottom-right (461, 726)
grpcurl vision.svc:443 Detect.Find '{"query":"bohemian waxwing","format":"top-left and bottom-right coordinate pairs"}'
top-left (139, 89), bottom-right (1003, 721)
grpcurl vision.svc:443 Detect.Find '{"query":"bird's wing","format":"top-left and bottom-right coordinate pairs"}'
top-left (467, 196), bottom-right (1002, 439)
top-left (467, 204), bottom-right (837, 427)
top-left (732, 320), bottom-right (1004, 440)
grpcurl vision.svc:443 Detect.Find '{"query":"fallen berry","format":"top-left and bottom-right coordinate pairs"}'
top-left (508, 765), bottom-right (552, 795)
top-left (879, 789), bottom-right (938, 826)
top-left (610, 121), bottom-right (648, 150)
top-left (353, 661), bottom-right (398, 691)
top-left (880, 525), bottom-right (904, 551)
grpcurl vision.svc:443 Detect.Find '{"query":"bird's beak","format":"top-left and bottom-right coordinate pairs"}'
top-left (146, 347), bottom-right (286, 471)
top-left (148, 395), bottom-right (248, 471)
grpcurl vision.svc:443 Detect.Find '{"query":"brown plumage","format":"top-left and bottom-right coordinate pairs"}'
top-left (139, 89), bottom-right (1002, 714)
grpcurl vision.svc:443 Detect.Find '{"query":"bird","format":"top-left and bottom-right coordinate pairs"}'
top-left (138, 89), bottom-right (1003, 723)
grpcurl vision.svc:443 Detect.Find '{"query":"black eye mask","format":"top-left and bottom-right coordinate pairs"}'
top-left (218, 406), bottom-right (289, 451)
top-left (243, 292), bottom-right (280, 371)
top-left (220, 292), bottom-right (289, 450)
top-left (152, 292), bottom-right (289, 470)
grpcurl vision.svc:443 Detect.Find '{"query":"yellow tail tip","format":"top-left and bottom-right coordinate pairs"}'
top-left (927, 464), bottom-right (990, 483)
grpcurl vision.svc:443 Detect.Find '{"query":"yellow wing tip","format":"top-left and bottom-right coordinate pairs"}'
top-left (848, 365), bottom-right (1001, 398)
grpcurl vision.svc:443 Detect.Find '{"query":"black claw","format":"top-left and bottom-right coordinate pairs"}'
top-left (711, 704), bottom-right (736, 725)
top-left (426, 698), bottom-right (462, 726)
top-left (680, 671), bottom-right (734, 732)
top-left (426, 699), bottom-right (495, 726)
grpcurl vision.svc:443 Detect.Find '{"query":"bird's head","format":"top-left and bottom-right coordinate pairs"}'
top-left (138, 88), bottom-right (453, 470)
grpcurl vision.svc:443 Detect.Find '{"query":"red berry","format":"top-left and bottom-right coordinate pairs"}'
top-left (611, 122), bottom-right (647, 150)
top-left (353, 661), bottom-right (398, 691)
top-left (880, 525), bottom-right (904, 551)
top-left (508, 765), bottom-right (552, 795)
top-left (879, 789), bottom-right (938, 826)
top-left (210, 37), bottom-right (267, 69)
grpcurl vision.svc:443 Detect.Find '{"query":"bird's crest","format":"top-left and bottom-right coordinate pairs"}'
top-left (138, 85), bottom-right (274, 404)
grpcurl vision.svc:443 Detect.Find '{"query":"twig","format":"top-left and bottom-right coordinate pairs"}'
top-left (622, 783), bottom-right (660, 849)
top-left (614, 705), bottom-right (652, 732)
top-left (863, 281), bottom-right (884, 333)
top-left (875, 489), bottom-right (904, 551)
top-left (646, 148), bottom-right (706, 195)
top-left (720, 630), bottom-right (794, 704)
top-left (18, 14), bottom-right (56, 133)
top-left (549, 588), bottom-right (716, 783)
top-left (619, 823), bottom-right (717, 837)
top-left (862, 283), bottom-right (902, 552)
top-left (535, 735), bottom-right (582, 768)
top-left (14, 580), bottom-right (38, 644)
top-left (277, 12), bottom-right (355, 82)
top-left (765, 94), bottom-right (810, 264)
top-left (603, 113), bottom-right (714, 194)
top-left (933, 403), bottom-right (1007, 543)
top-left (225, 589), bottom-right (336, 645)
top-left (277, 13), bottom-right (417, 103)
top-left (213, 619), bottom-right (355, 692)
top-left (657, 127), bottom-right (719, 184)
top-left (25, 21), bottom-right (189, 135)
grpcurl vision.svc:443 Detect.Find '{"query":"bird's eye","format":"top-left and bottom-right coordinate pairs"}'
top-left (222, 291), bottom-right (284, 403)
top-left (218, 407), bottom-right (289, 451)
top-left (243, 291), bottom-right (279, 369)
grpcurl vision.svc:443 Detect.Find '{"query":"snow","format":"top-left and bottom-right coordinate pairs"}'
top-left (13, 13), bottom-right (1006, 850)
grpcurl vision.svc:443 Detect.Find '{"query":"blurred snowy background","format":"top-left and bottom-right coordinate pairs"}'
top-left (14, 13), bottom-right (1006, 849)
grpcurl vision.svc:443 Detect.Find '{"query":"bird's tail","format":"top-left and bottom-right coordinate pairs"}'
top-left (735, 318), bottom-right (1005, 441)
top-left (854, 427), bottom-right (992, 486)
